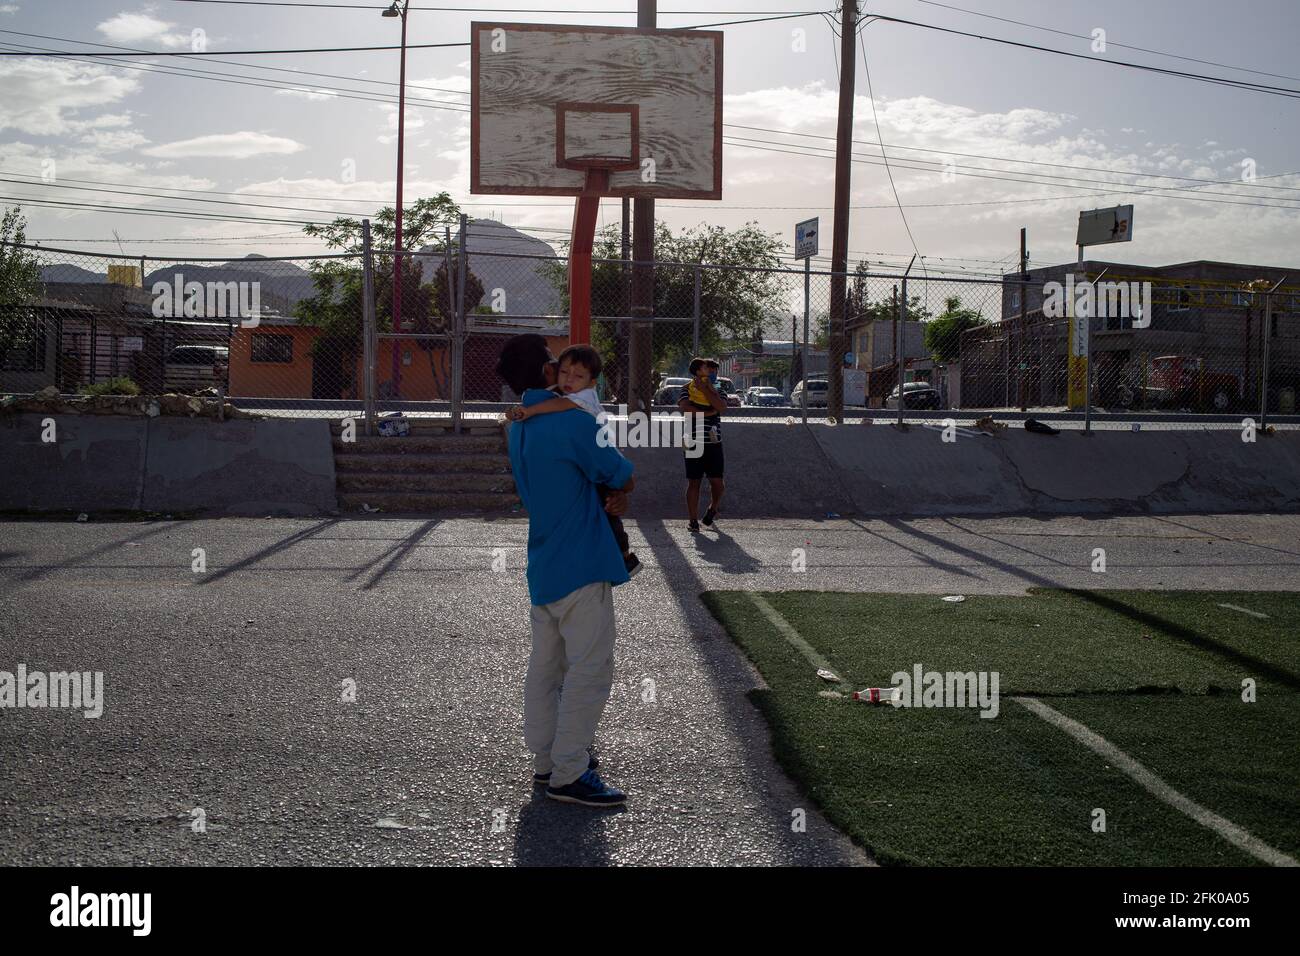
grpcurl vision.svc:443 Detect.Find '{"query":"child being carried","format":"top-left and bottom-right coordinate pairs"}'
top-left (507, 345), bottom-right (640, 577)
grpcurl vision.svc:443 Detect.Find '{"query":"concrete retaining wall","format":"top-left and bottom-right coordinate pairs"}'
top-left (5, 413), bottom-right (1297, 519)
top-left (0, 413), bottom-right (336, 516)
top-left (620, 420), bottom-right (1300, 518)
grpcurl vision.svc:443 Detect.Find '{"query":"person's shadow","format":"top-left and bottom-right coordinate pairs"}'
top-left (512, 786), bottom-right (621, 866)
top-left (690, 525), bottom-right (763, 573)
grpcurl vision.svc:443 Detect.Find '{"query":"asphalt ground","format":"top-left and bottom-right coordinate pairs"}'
top-left (2, 512), bottom-right (1298, 865)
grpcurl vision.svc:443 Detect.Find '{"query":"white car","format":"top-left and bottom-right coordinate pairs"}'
top-left (790, 379), bottom-right (829, 408)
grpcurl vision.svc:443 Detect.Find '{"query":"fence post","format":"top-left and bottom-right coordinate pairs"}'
top-left (361, 219), bottom-right (377, 436)
top-left (897, 276), bottom-right (906, 428)
top-left (801, 256), bottom-right (810, 425)
top-left (1260, 277), bottom-right (1286, 427)
top-left (453, 213), bottom-right (467, 433)
top-left (692, 264), bottom-right (701, 356)
top-left (443, 226), bottom-right (456, 423)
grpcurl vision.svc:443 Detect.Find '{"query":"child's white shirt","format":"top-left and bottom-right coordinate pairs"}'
top-left (562, 386), bottom-right (604, 419)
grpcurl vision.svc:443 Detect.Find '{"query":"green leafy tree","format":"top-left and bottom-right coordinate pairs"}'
top-left (924, 295), bottom-right (987, 363)
top-left (296, 196), bottom-right (484, 395)
top-left (0, 207), bottom-right (41, 364)
top-left (543, 221), bottom-right (786, 401)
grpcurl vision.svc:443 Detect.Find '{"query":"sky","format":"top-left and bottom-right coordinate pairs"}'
top-left (0, 0), bottom-right (1298, 275)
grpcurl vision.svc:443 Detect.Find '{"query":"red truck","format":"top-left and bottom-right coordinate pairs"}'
top-left (1147, 354), bottom-right (1241, 412)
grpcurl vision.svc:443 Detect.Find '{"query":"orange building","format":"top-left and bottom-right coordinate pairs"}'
top-left (228, 319), bottom-right (568, 401)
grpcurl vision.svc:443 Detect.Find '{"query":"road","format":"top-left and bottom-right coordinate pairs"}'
top-left (2, 513), bottom-right (1297, 865)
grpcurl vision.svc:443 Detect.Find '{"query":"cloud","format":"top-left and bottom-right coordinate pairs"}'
top-left (0, 4), bottom-right (20, 14)
top-left (143, 132), bottom-right (306, 159)
top-left (80, 129), bottom-right (150, 152)
top-left (0, 61), bottom-right (139, 135)
top-left (377, 104), bottom-right (427, 145)
top-left (95, 11), bottom-right (190, 49)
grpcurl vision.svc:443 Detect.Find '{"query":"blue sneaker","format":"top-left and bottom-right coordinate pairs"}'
top-left (533, 752), bottom-right (598, 786)
top-left (546, 769), bottom-right (626, 807)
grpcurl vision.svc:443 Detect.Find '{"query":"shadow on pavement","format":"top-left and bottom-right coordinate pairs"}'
top-left (197, 518), bottom-right (340, 585)
top-left (690, 525), bottom-right (762, 573)
top-left (637, 515), bottom-right (861, 865)
top-left (512, 789), bottom-right (617, 866)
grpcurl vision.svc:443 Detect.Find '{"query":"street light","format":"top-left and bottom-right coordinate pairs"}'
top-left (383, 0), bottom-right (410, 394)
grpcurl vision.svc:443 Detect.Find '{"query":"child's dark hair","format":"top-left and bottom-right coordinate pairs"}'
top-left (688, 356), bottom-right (720, 375)
top-left (558, 344), bottom-right (603, 379)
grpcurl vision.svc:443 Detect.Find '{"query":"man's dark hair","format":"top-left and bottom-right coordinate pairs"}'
top-left (495, 334), bottom-right (552, 395)
top-left (558, 344), bottom-right (603, 379)
top-left (688, 356), bottom-right (720, 375)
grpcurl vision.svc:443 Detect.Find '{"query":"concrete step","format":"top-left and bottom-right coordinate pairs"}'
top-left (328, 420), bottom-right (503, 437)
top-left (331, 434), bottom-right (504, 454)
top-left (333, 452), bottom-right (511, 474)
top-left (338, 491), bottom-right (519, 513)
top-left (337, 471), bottom-right (516, 494)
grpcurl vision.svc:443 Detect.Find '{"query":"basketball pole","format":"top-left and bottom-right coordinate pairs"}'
top-left (568, 169), bottom-right (609, 347)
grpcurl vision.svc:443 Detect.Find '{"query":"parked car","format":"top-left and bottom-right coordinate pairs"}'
top-left (717, 376), bottom-right (742, 407)
top-left (1147, 354), bottom-right (1241, 411)
top-left (653, 377), bottom-right (691, 405)
top-left (165, 344), bottom-right (229, 393)
top-left (790, 378), bottom-right (829, 408)
top-left (885, 381), bottom-right (943, 410)
top-left (747, 386), bottom-right (785, 407)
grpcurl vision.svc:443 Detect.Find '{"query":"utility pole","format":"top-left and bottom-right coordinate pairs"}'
top-left (628, 0), bottom-right (657, 413)
top-left (827, 0), bottom-right (858, 420)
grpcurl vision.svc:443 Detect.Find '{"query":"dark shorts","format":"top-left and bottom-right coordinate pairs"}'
top-left (685, 442), bottom-right (724, 480)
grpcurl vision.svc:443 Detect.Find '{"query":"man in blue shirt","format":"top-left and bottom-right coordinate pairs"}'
top-left (495, 334), bottom-right (636, 808)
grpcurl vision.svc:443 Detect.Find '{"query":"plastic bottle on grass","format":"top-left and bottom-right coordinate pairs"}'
top-left (852, 687), bottom-right (901, 705)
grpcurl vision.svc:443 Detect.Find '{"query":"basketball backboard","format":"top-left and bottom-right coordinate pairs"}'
top-left (470, 22), bottom-right (722, 199)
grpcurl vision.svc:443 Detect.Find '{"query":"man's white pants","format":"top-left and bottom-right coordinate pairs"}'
top-left (525, 581), bottom-right (616, 788)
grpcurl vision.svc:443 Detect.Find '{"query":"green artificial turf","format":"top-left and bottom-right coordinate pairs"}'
top-left (702, 589), bottom-right (1299, 866)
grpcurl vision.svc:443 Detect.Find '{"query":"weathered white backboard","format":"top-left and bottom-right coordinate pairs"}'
top-left (471, 22), bottom-right (722, 198)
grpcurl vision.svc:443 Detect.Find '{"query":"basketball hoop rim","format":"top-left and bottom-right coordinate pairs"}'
top-left (556, 102), bottom-right (640, 173)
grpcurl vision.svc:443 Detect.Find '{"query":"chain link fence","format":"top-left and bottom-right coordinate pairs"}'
top-left (4, 237), bottom-right (1297, 428)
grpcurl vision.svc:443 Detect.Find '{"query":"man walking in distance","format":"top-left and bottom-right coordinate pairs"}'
top-left (494, 334), bottom-right (636, 808)
top-left (677, 356), bottom-right (727, 533)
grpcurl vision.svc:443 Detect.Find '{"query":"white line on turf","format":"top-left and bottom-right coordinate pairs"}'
top-left (1216, 602), bottom-right (1269, 619)
top-left (746, 593), bottom-right (848, 688)
top-left (1013, 696), bottom-right (1298, 867)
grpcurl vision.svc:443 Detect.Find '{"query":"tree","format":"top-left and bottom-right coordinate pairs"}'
top-left (0, 207), bottom-right (41, 365)
top-left (295, 196), bottom-right (484, 397)
top-left (300, 193), bottom-right (461, 334)
top-left (542, 221), bottom-right (787, 401)
top-left (924, 295), bottom-right (987, 363)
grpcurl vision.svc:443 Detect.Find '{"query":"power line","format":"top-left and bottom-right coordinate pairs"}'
top-left (0, 11), bottom-right (822, 58)
top-left (0, 29), bottom-right (472, 100)
top-left (723, 134), bottom-right (1300, 205)
top-left (866, 13), bottom-right (1300, 99)
top-left (161, 1), bottom-right (823, 10)
top-left (856, 19), bottom-right (922, 264)
top-left (722, 139), bottom-right (1300, 211)
top-left (912, 0), bottom-right (1300, 86)
top-left (0, 40), bottom-right (472, 111)
top-left (15, 27), bottom-right (1296, 201)
top-left (0, 41), bottom-right (471, 57)
top-left (726, 123), bottom-right (1300, 194)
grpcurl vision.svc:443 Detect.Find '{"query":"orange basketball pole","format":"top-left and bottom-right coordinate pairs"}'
top-left (568, 169), bottom-right (608, 346)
